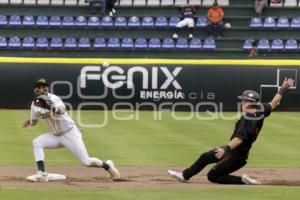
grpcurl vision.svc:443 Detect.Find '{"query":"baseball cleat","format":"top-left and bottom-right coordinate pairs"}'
top-left (242, 174), bottom-right (261, 185)
top-left (188, 34), bottom-right (194, 39)
top-left (106, 160), bottom-right (121, 180)
top-left (112, 8), bottom-right (116, 14)
top-left (27, 171), bottom-right (49, 182)
top-left (168, 170), bottom-right (187, 182)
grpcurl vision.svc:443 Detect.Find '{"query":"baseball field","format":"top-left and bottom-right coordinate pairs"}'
top-left (0, 109), bottom-right (299, 199)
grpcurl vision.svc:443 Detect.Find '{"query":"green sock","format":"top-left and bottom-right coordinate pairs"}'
top-left (37, 161), bottom-right (45, 172)
top-left (102, 162), bottom-right (110, 170)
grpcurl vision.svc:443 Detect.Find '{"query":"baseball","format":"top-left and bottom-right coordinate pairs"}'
top-left (102, 61), bottom-right (110, 67)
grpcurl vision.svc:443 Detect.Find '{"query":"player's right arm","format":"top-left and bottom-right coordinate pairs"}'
top-left (269, 78), bottom-right (294, 110)
top-left (23, 103), bottom-right (40, 128)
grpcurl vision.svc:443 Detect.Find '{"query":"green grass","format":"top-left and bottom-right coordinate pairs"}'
top-left (0, 110), bottom-right (299, 200)
top-left (0, 110), bottom-right (299, 167)
top-left (0, 188), bottom-right (299, 200)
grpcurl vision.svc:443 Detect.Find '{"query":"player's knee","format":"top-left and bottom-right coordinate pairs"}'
top-left (207, 169), bottom-right (219, 183)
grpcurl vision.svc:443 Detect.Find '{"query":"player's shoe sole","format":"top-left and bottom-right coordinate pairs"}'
top-left (168, 170), bottom-right (187, 182)
top-left (106, 160), bottom-right (121, 180)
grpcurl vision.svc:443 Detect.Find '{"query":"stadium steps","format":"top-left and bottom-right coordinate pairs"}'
top-left (0, 2), bottom-right (299, 58)
top-left (0, 48), bottom-right (299, 59)
top-left (1, 27), bottom-right (299, 40)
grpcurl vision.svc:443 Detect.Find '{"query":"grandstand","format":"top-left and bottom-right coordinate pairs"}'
top-left (0, 0), bottom-right (299, 58)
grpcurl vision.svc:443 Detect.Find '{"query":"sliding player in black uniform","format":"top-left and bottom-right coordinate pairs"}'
top-left (168, 78), bottom-right (294, 184)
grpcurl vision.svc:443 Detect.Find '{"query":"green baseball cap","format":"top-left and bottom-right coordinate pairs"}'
top-left (34, 78), bottom-right (49, 88)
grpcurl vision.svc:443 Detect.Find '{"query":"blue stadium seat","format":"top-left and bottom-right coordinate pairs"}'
top-left (36, 16), bottom-right (49, 26)
top-left (203, 37), bottom-right (216, 50)
top-left (135, 38), bottom-right (148, 48)
top-left (0, 15), bottom-right (8, 26)
top-left (78, 37), bottom-right (91, 48)
top-left (189, 38), bottom-right (202, 49)
top-left (36, 37), bottom-right (49, 48)
top-left (285, 39), bottom-right (298, 51)
top-left (75, 16), bottom-right (87, 27)
top-left (162, 38), bottom-right (175, 49)
top-left (88, 16), bottom-right (100, 27)
top-left (243, 38), bottom-right (255, 50)
top-left (277, 17), bottom-right (289, 28)
top-left (62, 16), bottom-right (74, 27)
top-left (9, 15), bottom-right (21, 26)
top-left (196, 16), bottom-right (208, 28)
top-left (249, 17), bottom-right (262, 28)
top-left (263, 17), bottom-right (276, 28)
top-left (169, 16), bottom-right (180, 27)
top-left (115, 16), bottom-right (127, 27)
top-left (8, 36), bottom-right (21, 47)
top-left (101, 16), bottom-right (113, 27)
top-left (64, 37), bottom-right (77, 48)
top-left (107, 38), bottom-right (120, 48)
top-left (93, 37), bottom-right (106, 48)
top-left (0, 36), bottom-right (7, 47)
top-left (50, 37), bottom-right (63, 48)
top-left (22, 37), bottom-right (35, 48)
top-left (148, 38), bottom-right (161, 49)
top-left (271, 39), bottom-right (284, 51)
top-left (22, 15), bottom-right (35, 26)
top-left (128, 16), bottom-right (140, 27)
top-left (155, 16), bottom-right (168, 27)
top-left (49, 16), bottom-right (61, 27)
top-left (291, 16), bottom-right (300, 28)
top-left (141, 17), bottom-right (154, 27)
top-left (121, 37), bottom-right (134, 48)
top-left (175, 38), bottom-right (189, 49)
top-left (257, 39), bottom-right (270, 50)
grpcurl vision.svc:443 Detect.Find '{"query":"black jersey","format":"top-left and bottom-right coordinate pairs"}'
top-left (230, 103), bottom-right (272, 156)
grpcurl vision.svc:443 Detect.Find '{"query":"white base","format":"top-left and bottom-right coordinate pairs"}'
top-left (26, 173), bottom-right (66, 182)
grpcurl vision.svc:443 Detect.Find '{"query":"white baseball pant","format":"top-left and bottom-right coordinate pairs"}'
top-left (32, 127), bottom-right (103, 167)
top-left (176, 18), bottom-right (195, 28)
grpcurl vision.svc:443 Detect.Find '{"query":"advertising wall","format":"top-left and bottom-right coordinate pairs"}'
top-left (0, 58), bottom-right (299, 111)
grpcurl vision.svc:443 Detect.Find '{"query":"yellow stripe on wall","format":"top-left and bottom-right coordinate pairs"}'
top-left (0, 57), bottom-right (300, 66)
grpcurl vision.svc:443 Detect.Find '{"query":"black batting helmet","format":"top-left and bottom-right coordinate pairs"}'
top-left (238, 90), bottom-right (260, 102)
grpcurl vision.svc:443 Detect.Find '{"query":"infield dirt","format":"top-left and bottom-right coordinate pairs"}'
top-left (0, 166), bottom-right (299, 189)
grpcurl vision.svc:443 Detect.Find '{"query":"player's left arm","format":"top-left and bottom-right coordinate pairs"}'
top-left (269, 78), bottom-right (294, 110)
top-left (215, 137), bottom-right (243, 159)
top-left (52, 96), bottom-right (66, 115)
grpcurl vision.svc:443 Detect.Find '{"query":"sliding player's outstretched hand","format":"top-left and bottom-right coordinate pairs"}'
top-left (282, 78), bottom-right (294, 89)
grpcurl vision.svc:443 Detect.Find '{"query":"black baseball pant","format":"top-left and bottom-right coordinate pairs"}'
top-left (182, 148), bottom-right (247, 184)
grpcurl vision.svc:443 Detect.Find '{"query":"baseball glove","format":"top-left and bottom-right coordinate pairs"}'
top-left (34, 95), bottom-right (53, 110)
